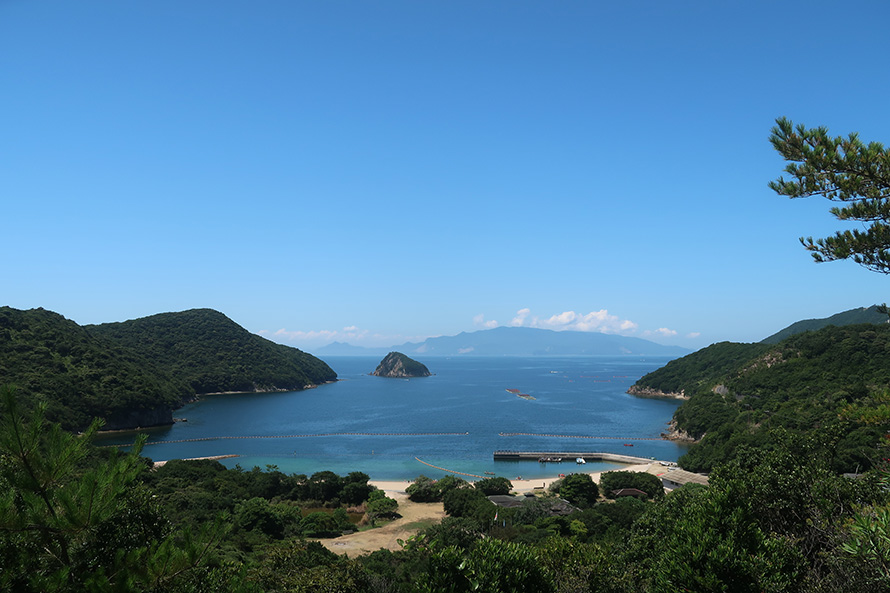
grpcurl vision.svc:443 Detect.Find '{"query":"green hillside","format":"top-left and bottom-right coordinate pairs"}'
top-left (0, 307), bottom-right (337, 431)
top-left (89, 309), bottom-right (337, 395)
top-left (628, 341), bottom-right (768, 396)
top-left (760, 304), bottom-right (888, 344)
top-left (0, 307), bottom-right (191, 430)
top-left (632, 323), bottom-right (890, 473)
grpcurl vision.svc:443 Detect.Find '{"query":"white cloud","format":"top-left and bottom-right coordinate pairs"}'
top-left (508, 308), bottom-right (638, 334)
top-left (686, 331), bottom-right (701, 338)
top-left (261, 325), bottom-right (371, 344)
top-left (643, 327), bottom-right (678, 338)
top-left (259, 324), bottom-right (417, 348)
top-left (473, 314), bottom-right (498, 329)
top-left (511, 308), bottom-right (531, 326)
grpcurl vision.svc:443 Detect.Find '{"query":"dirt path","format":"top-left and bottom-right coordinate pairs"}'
top-left (319, 491), bottom-right (445, 556)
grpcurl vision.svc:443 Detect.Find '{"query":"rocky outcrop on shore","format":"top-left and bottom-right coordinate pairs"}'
top-left (660, 419), bottom-right (698, 443)
top-left (626, 385), bottom-right (688, 400)
top-left (371, 352), bottom-right (431, 378)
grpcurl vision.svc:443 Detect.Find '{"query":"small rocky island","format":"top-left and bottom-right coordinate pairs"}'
top-left (371, 352), bottom-right (432, 378)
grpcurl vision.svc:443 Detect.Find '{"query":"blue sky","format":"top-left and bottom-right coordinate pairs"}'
top-left (3, 1), bottom-right (890, 352)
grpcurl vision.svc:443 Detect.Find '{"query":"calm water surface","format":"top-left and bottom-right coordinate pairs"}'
top-left (98, 356), bottom-right (689, 480)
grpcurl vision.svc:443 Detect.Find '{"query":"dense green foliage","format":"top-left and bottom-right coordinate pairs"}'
top-left (769, 117), bottom-right (890, 273)
top-left (599, 471), bottom-right (664, 500)
top-left (142, 461), bottom-right (390, 562)
top-left (89, 308), bottom-right (337, 394)
top-left (625, 434), bottom-right (888, 592)
top-left (633, 323), bottom-right (890, 473)
top-left (633, 341), bottom-right (768, 396)
top-left (761, 304), bottom-right (889, 344)
top-left (473, 476), bottom-right (513, 495)
top-left (549, 473), bottom-right (599, 508)
top-left (0, 307), bottom-right (192, 430)
top-left (0, 385), bottom-right (217, 592)
top-left (3, 384), bottom-right (889, 592)
top-left (0, 306), bottom-right (336, 430)
top-left (405, 474), bottom-right (469, 502)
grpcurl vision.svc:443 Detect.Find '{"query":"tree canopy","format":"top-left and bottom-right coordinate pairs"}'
top-left (769, 117), bottom-right (890, 273)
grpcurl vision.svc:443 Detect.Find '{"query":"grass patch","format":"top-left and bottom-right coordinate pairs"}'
top-left (400, 518), bottom-right (439, 532)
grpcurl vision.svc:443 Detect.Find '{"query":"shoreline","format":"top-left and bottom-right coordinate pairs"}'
top-left (144, 452), bottom-right (671, 493)
top-left (626, 385), bottom-right (688, 400)
top-left (152, 454), bottom-right (240, 468)
top-left (369, 461), bottom-right (671, 496)
top-left (197, 380), bottom-right (337, 397)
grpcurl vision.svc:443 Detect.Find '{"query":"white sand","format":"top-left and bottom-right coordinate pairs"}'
top-left (369, 462), bottom-right (668, 496)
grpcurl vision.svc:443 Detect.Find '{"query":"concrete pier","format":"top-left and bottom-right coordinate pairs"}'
top-left (493, 450), bottom-right (654, 465)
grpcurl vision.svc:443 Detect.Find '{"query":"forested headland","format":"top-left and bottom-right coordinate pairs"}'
top-left (0, 307), bottom-right (336, 431)
top-left (632, 321), bottom-right (890, 473)
top-left (88, 309), bottom-right (337, 396)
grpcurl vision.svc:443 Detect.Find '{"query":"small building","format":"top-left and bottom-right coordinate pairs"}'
top-left (487, 495), bottom-right (577, 516)
top-left (661, 469), bottom-right (709, 491)
top-left (611, 488), bottom-right (648, 499)
top-left (487, 495), bottom-right (525, 509)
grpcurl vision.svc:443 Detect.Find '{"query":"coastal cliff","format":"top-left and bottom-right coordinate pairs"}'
top-left (371, 352), bottom-right (431, 378)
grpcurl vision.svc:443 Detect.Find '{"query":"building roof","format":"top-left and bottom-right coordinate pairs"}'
top-left (661, 469), bottom-right (709, 487)
top-left (487, 495), bottom-right (525, 508)
top-left (486, 495), bottom-right (578, 515)
top-left (612, 488), bottom-right (648, 498)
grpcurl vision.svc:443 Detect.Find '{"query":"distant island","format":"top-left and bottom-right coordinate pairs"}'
top-left (371, 352), bottom-right (431, 378)
top-left (318, 326), bottom-right (690, 357)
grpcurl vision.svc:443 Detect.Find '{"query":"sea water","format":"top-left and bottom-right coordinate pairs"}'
top-left (96, 356), bottom-right (689, 481)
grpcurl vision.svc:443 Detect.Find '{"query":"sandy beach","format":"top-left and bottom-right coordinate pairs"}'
top-left (319, 461), bottom-right (669, 556)
top-left (368, 461), bottom-right (667, 497)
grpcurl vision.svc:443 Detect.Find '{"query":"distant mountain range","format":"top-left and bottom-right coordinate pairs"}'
top-left (315, 326), bottom-right (690, 357)
top-left (316, 305), bottom-right (890, 358)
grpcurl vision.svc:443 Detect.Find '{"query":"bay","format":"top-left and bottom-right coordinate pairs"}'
top-left (97, 356), bottom-right (689, 481)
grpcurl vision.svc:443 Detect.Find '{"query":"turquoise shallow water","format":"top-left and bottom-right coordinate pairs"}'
top-left (97, 356), bottom-right (689, 480)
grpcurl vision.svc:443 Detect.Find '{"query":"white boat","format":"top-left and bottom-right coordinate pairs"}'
top-left (575, 457), bottom-right (586, 464)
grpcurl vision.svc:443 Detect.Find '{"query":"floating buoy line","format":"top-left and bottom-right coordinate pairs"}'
top-left (414, 457), bottom-right (486, 479)
top-left (102, 431), bottom-right (471, 448)
top-left (499, 432), bottom-right (661, 441)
